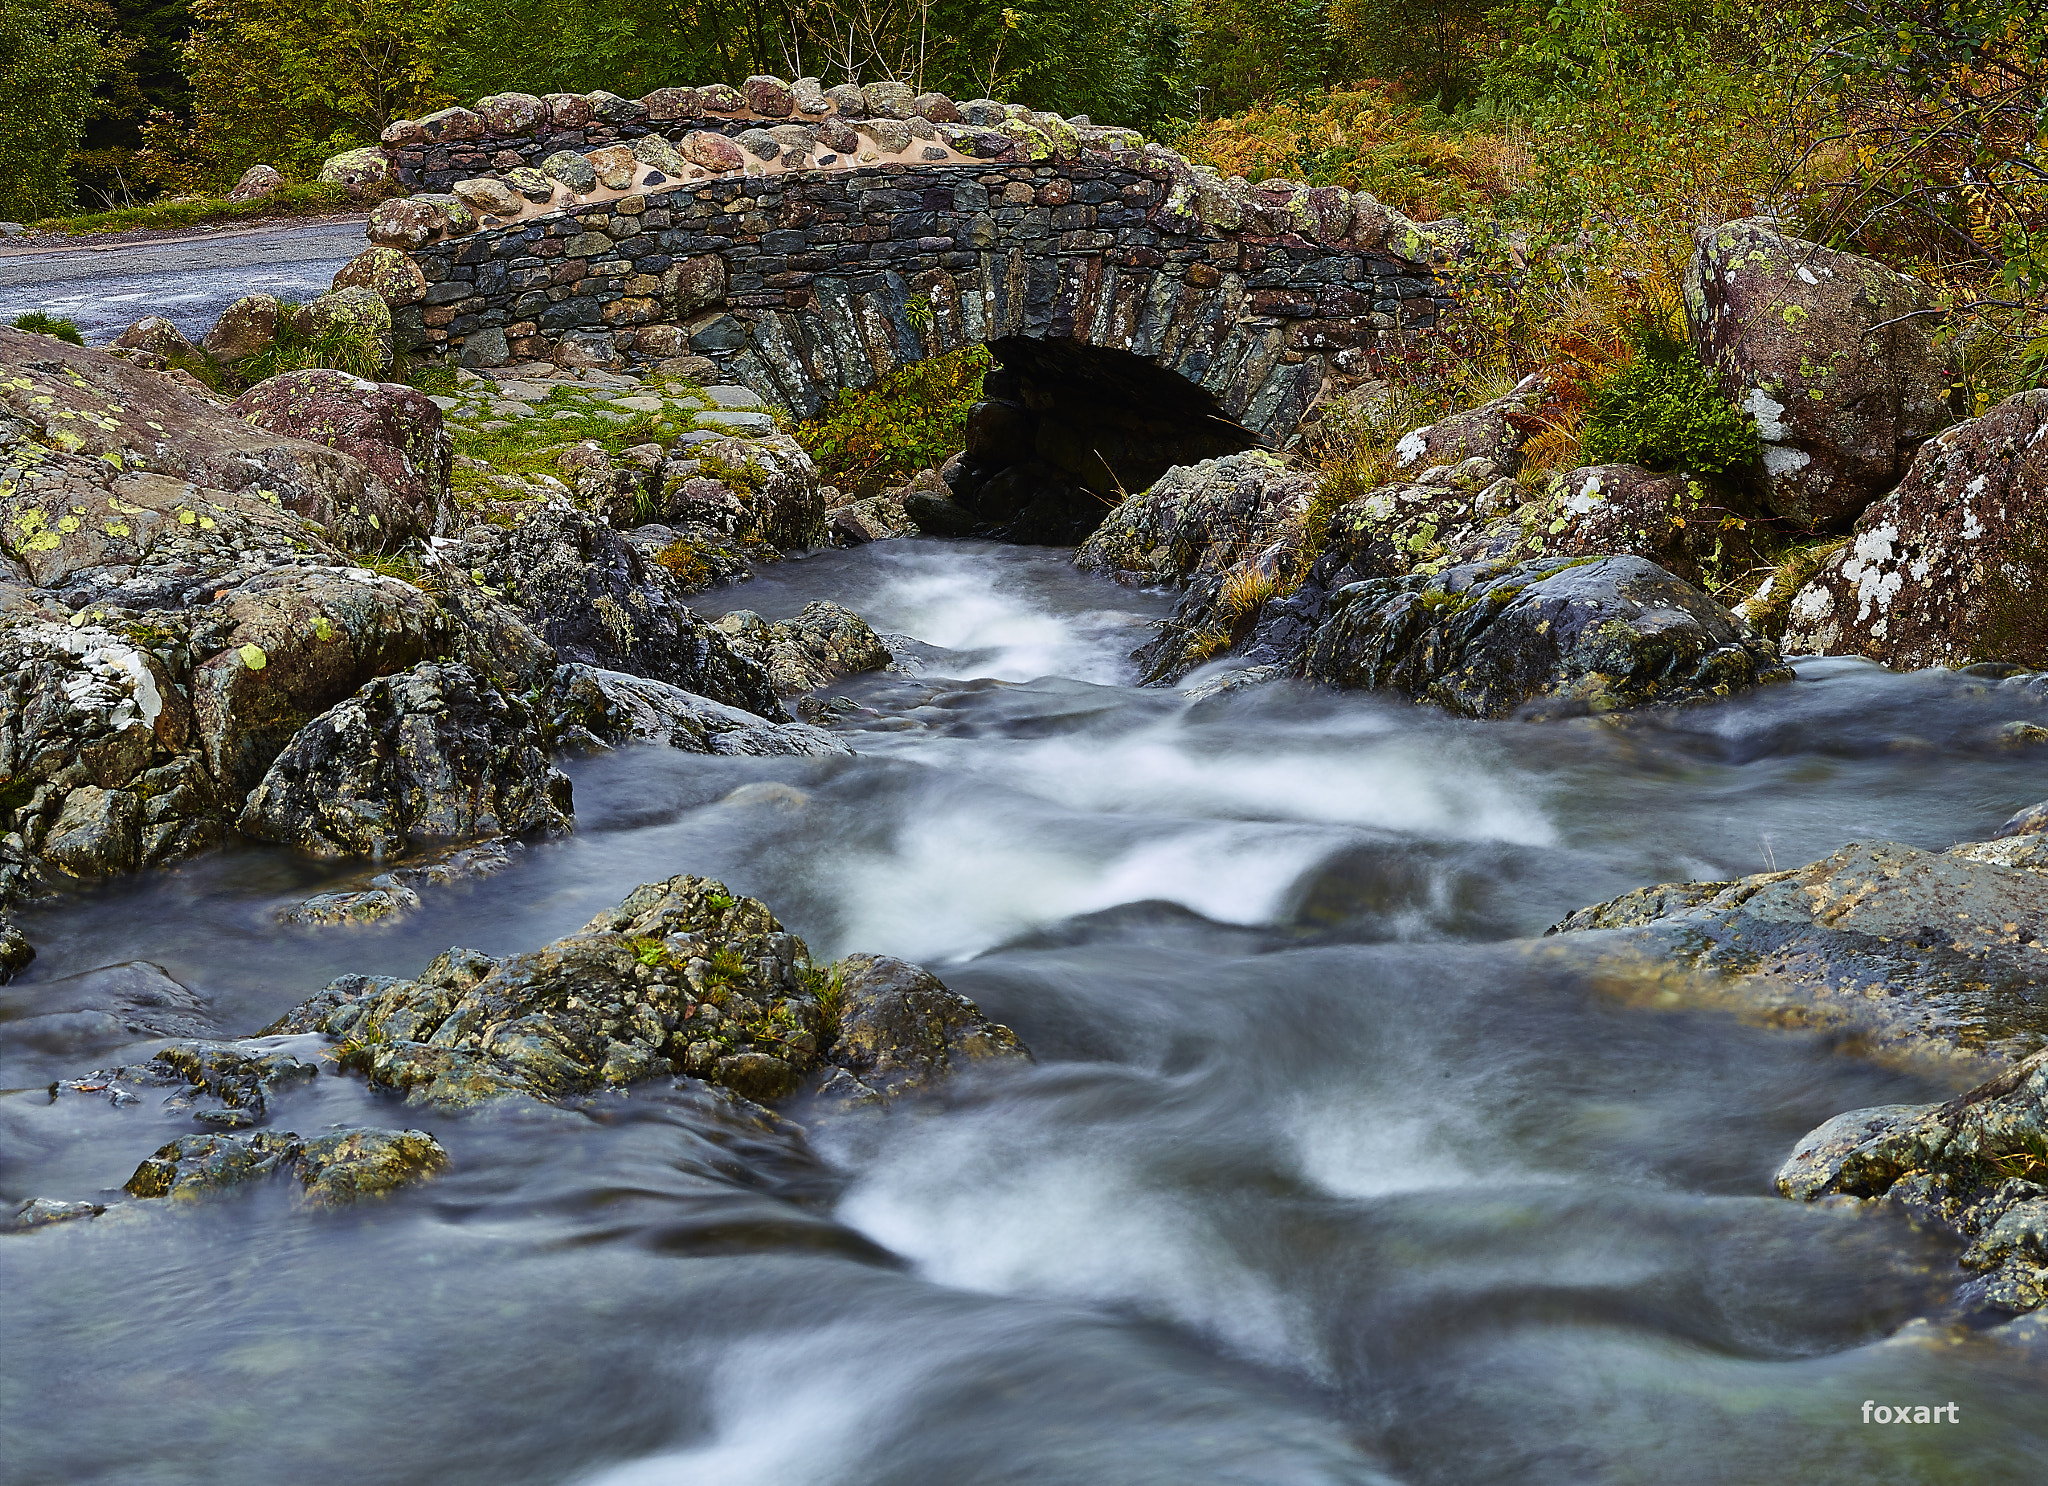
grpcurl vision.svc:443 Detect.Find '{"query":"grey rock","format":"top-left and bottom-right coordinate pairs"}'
top-left (239, 660), bottom-right (572, 860)
top-left (1306, 554), bottom-right (1792, 719)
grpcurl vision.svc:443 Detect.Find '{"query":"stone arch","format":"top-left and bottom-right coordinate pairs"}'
top-left (391, 146), bottom-right (1458, 534)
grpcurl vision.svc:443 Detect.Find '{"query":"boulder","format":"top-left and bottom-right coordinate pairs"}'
top-left (1684, 217), bottom-right (1958, 530)
top-left (452, 503), bottom-right (787, 718)
top-left (225, 165), bottom-right (283, 202)
top-left (202, 293), bottom-right (281, 360)
top-left (829, 493), bottom-right (912, 544)
top-left (331, 246), bottom-right (427, 308)
top-left (1773, 1050), bottom-right (2047, 1316)
top-left (743, 75), bottom-right (796, 116)
top-left (680, 131), bottom-right (746, 172)
top-left (1321, 457), bottom-right (1521, 580)
top-left (318, 146), bottom-right (390, 191)
top-left (1304, 554), bottom-right (1791, 719)
top-left (290, 285), bottom-right (393, 371)
top-left (276, 877), bottom-right (828, 1105)
top-left (125, 1126), bottom-right (447, 1207)
top-left (1076, 451), bottom-right (1317, 584)
top-left (0, 332), bottom-right (429, 556)
top-left (540, 151), bottom-right (596, 194)
top-left (903, 489), bottom-right (978, 536)
top-left (232, 369), bottom-right (453, 537)
top-left (1549, 829), bottom-right (2048, 1064)
top-left (1782, 388), bottom-right (2048, 670)
top-left (711, 601), bottom-right (890, 696)
top-left (265, 877), bottom-right (1027, 1112)
top-left (816, 954), bottom-right (1030, 1104)
top-left (111, 316), bottom-right (201, 364)
top-left (1389, 374), bottom-right (1545, 477)
top-left (658, 433), bottom-right (825, 550)
top-left (187, 566), bottom-right (456, 796)
top-left (548, 664), bottom-right (853, 756)
top-left (239, 660), bottom-right (572, 860)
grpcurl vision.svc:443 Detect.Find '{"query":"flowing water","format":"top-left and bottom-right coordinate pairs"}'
top-left (4, 539), bottom-right (2046, 1484)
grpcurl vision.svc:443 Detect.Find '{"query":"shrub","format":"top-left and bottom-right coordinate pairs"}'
top-left (1582, 330), bottom-right (1758, 476)
top-left (10, 312), bottom-right (85, 344)
top-left (793, 347), bottom-right (990, 498)
top-left (0, 0), bottom-right (106, 220)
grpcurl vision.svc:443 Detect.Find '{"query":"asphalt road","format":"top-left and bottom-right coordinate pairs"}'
top-left (0, 217), bottom-right (368, 346)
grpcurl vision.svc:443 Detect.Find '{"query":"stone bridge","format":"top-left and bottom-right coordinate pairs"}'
top-left (372, 80), bottom-right (1460, 534)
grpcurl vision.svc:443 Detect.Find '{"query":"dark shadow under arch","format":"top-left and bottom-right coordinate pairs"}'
top-left (945, 338), bottom-right (1267, 544)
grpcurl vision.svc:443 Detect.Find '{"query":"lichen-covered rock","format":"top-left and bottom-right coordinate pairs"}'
top-left (232, 369), bottom-right (453, 538)
top-left (1076, 451), bottom-right (1317, 584)
top-left (318, 145), bottom-right (389, 190)
top-left (111, 316), bottom-right (201, 364)
top-left (367, 197), bottom-right (446, 250)
top-left (1774, 1050), bottom-right (2048, 1316)
top-left (711, 601), bottom-right (890, 697)
top-left (288, 286), bottom-right (393, 372)
top-left (1, 327), bottom-right (431, 556)
top-left (0, 621), bottom-right (231, 890)
top-left (202, 294), bottom-right (281, 360)
top-left (1781, 388), bottom-right (2048, 670)
top-left (330, 246), bottom-right (427, 308)
top-left (226, 165), bottom-right (283, 202)
top-left (663, 433), bottom-right (826, 551)
top-left (125, 1130), bottom-right (302, 1200)
top-left (239, 660), bottom-right (571, 860)
top-left (451, 503), bottom-right (786, 719)
top-left (1684, 217), bottom-right (1958, 530)
top-left (1305, 554), bottom-right (1790, 720)
top-left (1389, 374), bottom-right (1545, 477)
top-left (285, 877), bottom-right (827, 1105)
top-left (548, 663), bottom-right (851, 756)
top-left (815, 954), bottom-right (1030, 1105)
top-left (1549, 833), bottom-right (2048, 1064)
top-left (1321, 457), bottom-right (1521, 579)
top-left (291, 1127), bottom-right (450, 1207)
top-left (188, 565), bottom-right (455, 795)
top-left (828, 493), bottom-right (912, 544)
top-left (124, 1125), bottom-right (448, 1207)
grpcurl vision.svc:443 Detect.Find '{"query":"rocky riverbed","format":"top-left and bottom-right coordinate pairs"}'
top-left (5, 204), bottom-right (2048, 1481)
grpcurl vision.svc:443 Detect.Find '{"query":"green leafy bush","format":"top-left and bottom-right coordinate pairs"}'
top-left (794, 347), bottom-right (991, 498)
top-left (0, 0), bottom-right (107, 220)
top-left (1582, 330), bottom-right (1758, 475)
top-left (10, 311), bottom-right (85, 344)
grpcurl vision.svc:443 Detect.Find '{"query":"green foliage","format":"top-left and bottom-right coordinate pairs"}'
top-left (1798, 0), bottom-right (2048, 388)
top-left (1326, 0), bottom-right (1509, 107)
top-left (0, 0), bottom-right (109, 220)
top-left (10, 312), bottom-right (86, 345)
top-left (1175, 85), bottom-right (1522, 220)
top-left (794, 346), bottom-right (990, 498)
top-left (32, 180), bottom-right (345, 234)
top-left (232, 302), bottom-right (387, 385)
top-left (1583, 330), bottom-right (1758, 476)
top-left (1184, 0), bottom-right (1335, 115)
top-left (139, 0), bottom-right (455, 191)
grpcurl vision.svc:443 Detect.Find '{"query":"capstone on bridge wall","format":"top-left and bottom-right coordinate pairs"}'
top-left (395, 150), bottom-right (1454, 440)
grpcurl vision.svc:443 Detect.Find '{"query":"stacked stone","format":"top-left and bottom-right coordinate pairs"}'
top-left (389, 146), bottom-right (1455, 447)
top-left (374, 77), bottom-right (1074, 195)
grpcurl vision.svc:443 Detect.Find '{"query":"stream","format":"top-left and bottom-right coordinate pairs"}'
top-left (3, 538), bottom-right (2045, 1484)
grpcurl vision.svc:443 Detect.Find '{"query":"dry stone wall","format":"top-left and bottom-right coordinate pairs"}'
top-left (391, 148), bottom-right (1456, 449)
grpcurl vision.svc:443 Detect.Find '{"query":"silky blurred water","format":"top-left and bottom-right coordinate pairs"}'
top-left (4, 538), bottom-right (2045, 1484)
